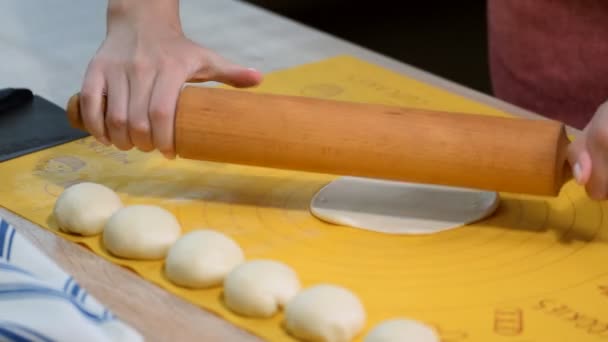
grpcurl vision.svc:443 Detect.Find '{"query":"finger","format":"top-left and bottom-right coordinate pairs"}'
top-left (584, 137), bottom-right (608, 200)
top-left (80, 63), bottom-right (110, 145)
top-left (148, 71), bottom-right (184, 159)
top-left (567, 135), bottom-right (592, 185)
top-left (127, 65), bottom-right (156, 152)
top-left (189, 50), bottom-right (263, 88)
top-left (585, 158), bottom-right (608, 200)
top-left (67, 94), bottom-right (85, 130)
top-left (105, 71), bottom-right (133, 150)
top-left (68, 112), bottom-right (85, 130)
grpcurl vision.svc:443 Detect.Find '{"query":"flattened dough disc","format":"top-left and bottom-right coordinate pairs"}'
top-left (310, 177), bottom-right (499, 235)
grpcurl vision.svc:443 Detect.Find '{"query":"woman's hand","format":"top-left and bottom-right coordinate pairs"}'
top-left (568, 101), bottom-right (608, 200)
top-left (79, 0), bottom-right (262, 159)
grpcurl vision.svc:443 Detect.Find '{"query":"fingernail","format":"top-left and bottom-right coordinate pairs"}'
top-left (247, 67), bottom-right (259, 72)
top-left (163, 152), bottom-right (176, 160)
top-left (573, 162), bottom-right (583, 184)
top-left (99, 137), bottom-right (111, 146)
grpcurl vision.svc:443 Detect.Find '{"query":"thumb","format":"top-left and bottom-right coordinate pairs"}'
top-left (188, 50), bottom-right (263, 88)
top-left (567, 134), bottom-right (592, 185)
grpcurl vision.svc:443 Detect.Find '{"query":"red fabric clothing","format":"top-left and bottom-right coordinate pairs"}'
top-left (488, 0), bottom-right (608, 129)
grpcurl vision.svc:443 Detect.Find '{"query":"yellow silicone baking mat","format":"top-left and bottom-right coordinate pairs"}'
top-left (1, 55), bottom-right (608, 341)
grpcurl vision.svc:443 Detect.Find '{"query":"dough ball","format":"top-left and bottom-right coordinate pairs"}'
top-left (364, 319), bottom-right (439, 342)
top-left (53, 182), bottom-right (122, 236)
top-left (285, 284), bottom-right (366, 342)
top-left (164, 229), bottom-right (244, 288)
top-left (224, 260), bottom-right (300, 318)
top-left (103, 205), bottom-right (181, 260)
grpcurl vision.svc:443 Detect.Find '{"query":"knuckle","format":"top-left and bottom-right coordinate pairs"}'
top-left (86, 59), bottom-right (104, 74)
top-left (103, 58), bottom-right (123, 70)
top-left (105, 114), bottom-right (127, 130)
top-left (129, 119), bottom-right (151, 137)
top-left (149, 107), bottom-right (173, 122)
top-left (158, 57), bottom-right (178, 71)
top-left (127, 58), bottom-right (153, 75)
top-left (79, 89), bottom-right (96, 105)
top-left (195, 63), bottom-right (214, 79)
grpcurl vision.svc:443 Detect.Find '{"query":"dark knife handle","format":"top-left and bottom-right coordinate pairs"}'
top-left (0, 88), bottom-right (34, 114)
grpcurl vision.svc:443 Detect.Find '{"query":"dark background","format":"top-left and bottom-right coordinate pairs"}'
top-left (243, 1), bottom-right (492, 95)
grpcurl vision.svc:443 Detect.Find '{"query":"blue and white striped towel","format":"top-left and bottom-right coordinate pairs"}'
top-left (0, 216), bottom-right (143, 342)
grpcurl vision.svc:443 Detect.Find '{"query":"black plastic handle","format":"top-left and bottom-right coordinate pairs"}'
top-left (0, 88), bottom-right (34, 114)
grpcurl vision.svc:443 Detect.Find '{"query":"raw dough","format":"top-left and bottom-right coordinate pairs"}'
top-left (164, 229), bottom-right (244, 288)
top-left (284, 284), bottom-right (366, 342)
top-left (364, 319), bottom-right (439, 342)
top-left (53, 182), bottom-right (122, 236)
top-left (310, 177), bottom-right (499, 235)
top-left (103, 205), bottom-right (181, 260)
top-left (223, 260), bottom-right (300, 318)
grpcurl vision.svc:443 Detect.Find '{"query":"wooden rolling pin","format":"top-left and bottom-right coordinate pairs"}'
top-left (67, 86), bottom-right (572, 196)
